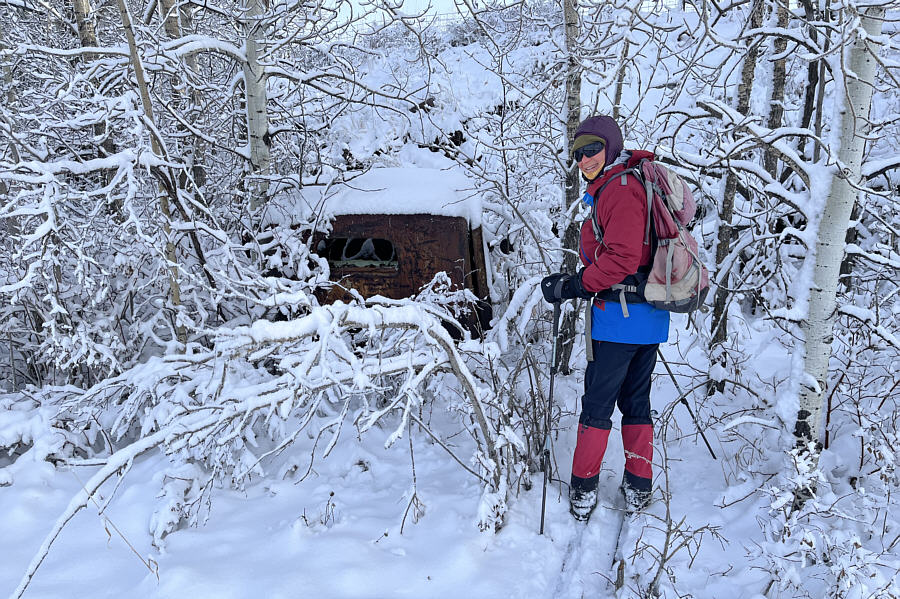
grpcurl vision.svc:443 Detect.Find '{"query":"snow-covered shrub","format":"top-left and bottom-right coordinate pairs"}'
top-left (747, 324), bottom-right (900, 598)
top-left (46, 297), bottom-right (509, 520)
top-left (753, 439), bottom-right (900, 599)
top-left (149, 461), bottom-right (208, 549)
top-left (0, 389), bottom-right (84, 480)
top-left (615, 406), bottom-right (725, 599)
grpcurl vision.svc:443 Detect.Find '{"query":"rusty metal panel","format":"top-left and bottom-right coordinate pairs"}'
top-left (315, 214), bottom-right (467, 300)
top-left (313, 213), bottom-right (493, 336)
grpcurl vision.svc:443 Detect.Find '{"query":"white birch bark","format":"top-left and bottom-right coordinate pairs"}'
top-left (796, 7), bottom-right (885, 443)
top-left (242, 0), bottom-right (271, 212)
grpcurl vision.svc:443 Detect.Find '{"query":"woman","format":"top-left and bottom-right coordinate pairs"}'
top-left (541, 115), bottom-right (669, 520)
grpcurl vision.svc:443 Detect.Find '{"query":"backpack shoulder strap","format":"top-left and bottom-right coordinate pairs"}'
top-left (637, 161), bottom-right (653, 246)
top-left (588, 165), bottom-right (653, 246)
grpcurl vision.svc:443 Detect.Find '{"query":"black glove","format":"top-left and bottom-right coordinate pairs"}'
top-left (541, 271), bottom-right (592, 303)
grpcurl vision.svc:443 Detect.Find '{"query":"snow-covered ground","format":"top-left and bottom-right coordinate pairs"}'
top-left (2, 326), bottom-right (788, 598)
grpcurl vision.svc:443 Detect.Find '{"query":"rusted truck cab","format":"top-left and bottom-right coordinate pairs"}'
top-left (310, 168), bottom-right (493, 337)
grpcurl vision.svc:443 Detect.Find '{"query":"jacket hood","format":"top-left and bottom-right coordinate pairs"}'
top-left (574, 116), bottom-right (624, 166)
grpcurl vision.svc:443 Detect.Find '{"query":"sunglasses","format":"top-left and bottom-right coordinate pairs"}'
top-left (574, 141), bottom-right (606, 163)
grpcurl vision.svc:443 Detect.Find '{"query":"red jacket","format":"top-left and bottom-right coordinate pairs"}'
top-left (579, 150), bottom-right (654, 292)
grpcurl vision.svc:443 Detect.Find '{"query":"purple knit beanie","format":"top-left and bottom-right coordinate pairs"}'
top-left (574, 115), bottom-right (623, 165)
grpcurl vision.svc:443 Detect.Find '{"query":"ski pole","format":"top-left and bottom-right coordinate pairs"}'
top-left (656, 349), bottom-right (717, 460)
top-left (540, 302), bottom-right (562, 535)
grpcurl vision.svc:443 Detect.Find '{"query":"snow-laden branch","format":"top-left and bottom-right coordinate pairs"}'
top-left (11, 44), bottom-right (129, 59)
top-left (664, 147), bottom-right (812, 221)
top-left (863, 154), bottom-right (900, 181)
top-left (2, 150), bottom-right (152, 180)
top-left (838, 304), bottom-right (900, 350)
top-left (845, 243), bottom-right (900, 269)
top-left (160, 34), bottom-right (245, 62)
top-left (2, 0), bottom-right (77, 35)
top-left (694, 96), bottom-right (816, 191)
top-left (12, 298), bottom-right (507, 596)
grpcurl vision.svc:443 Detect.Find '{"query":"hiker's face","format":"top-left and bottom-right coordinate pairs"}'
top-left (577, 146), bottom-right (605, 179)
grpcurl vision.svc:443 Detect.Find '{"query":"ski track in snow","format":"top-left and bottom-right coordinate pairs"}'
top-left (549, 518), bottom-right (588, 598)
top-left (548, 472), bottom-right (624, 599)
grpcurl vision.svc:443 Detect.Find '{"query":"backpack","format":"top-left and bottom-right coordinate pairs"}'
top-left (588, 159), bottom-right (709, 314)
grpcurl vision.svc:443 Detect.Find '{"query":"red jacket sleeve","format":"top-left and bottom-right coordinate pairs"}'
top-left (579, 179), bottom-right (648, 293)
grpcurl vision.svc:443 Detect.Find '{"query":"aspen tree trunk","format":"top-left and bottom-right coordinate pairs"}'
top-left (557, 0), bottom-right (582, 375)
top-left (799, 1), bottom-right (818, 126)
top-left (158, 0), bottom-right (181, 37)
top-left (796, 7), bottom-right (884, 444)
top-left (764, 0), bottom-right (789, 178)
top-left (72, 0), bottom-right (117, 161)
top-left (158, 0), bottom-right (203, 94)
top-left (799, 0), bottom-right (822, 161)
top-left (73, 0), bottom-right (98, 53)
top-left (710, 0), bottom-right (763, 392)
top-left (243, 0), bottom-right (271, 212)
top-left (179, 8), bottom-right (206, 191)
top-left (114, 0), bottom-right (186, 344)
top-left (812, 61), bottom-right (828, 162)
top-left (159, 0), bottom-right (207, 192)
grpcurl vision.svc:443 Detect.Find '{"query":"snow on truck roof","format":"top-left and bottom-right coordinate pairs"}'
top-left (268, 167), bottom-right (483, 228)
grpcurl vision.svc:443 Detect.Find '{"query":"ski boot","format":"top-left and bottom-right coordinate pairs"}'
top-left (569, 487), bottom-right (598, 521)
top-left (620, 479), bottom-right (651, 514)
